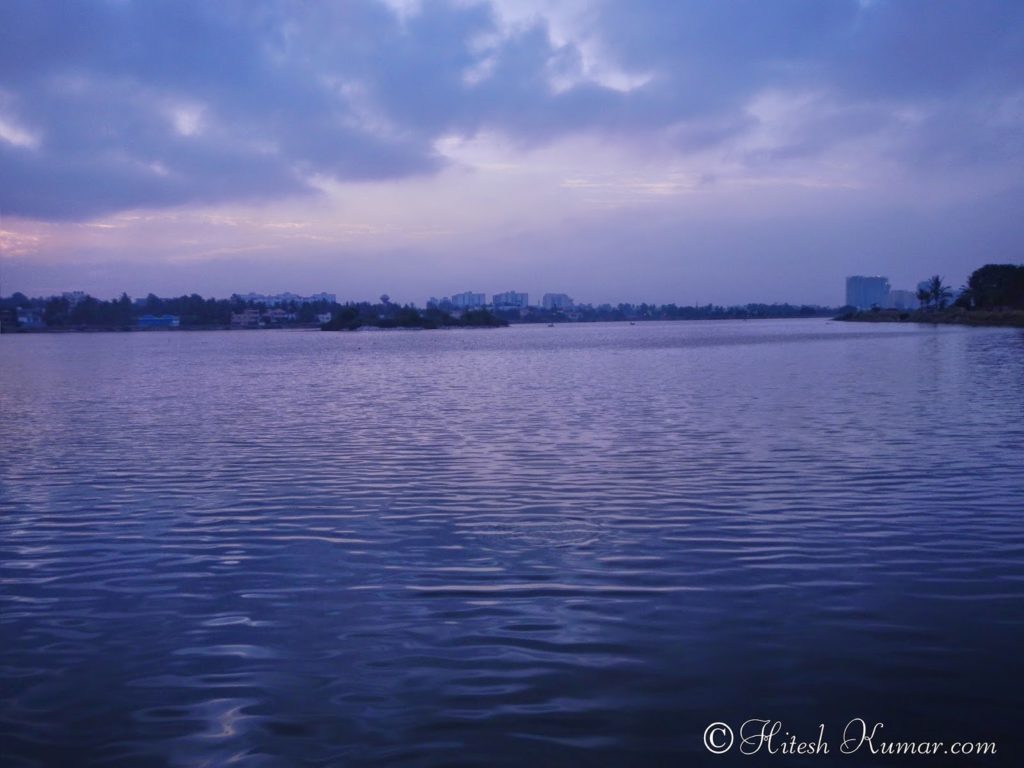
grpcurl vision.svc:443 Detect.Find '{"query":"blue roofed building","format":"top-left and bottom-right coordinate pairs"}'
top-left (137, 314), bottom-right (180, 328)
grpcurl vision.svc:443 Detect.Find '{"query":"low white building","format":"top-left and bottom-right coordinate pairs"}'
top-left (16, 309), bottom-right (45, 328)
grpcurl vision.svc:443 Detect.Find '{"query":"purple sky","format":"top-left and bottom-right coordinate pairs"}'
top-left (1, 0), bottom-right (1022, 305)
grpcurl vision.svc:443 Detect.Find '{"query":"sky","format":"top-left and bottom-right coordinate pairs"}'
top-left (1, 0), bottom-right (1022, 306)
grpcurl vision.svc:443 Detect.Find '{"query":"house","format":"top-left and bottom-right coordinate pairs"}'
top-left (16, 309), bottom-right (46, 329)
top-left (230, 309), bottom-right (261, 328)
top-left (264, 308), bottom-right (296, 324)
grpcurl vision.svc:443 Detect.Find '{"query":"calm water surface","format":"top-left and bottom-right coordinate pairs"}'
top-left (2, 320), bottom-right (1023, 766)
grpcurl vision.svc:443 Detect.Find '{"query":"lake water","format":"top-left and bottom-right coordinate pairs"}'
top-left (2, 319), bottom-right (1023, 766)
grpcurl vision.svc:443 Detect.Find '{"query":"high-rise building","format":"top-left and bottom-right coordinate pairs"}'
top-left (845, 276), bottom-right (890, 309)
top-left (62, 291), bottom-right (87, 308)
top-left (451, 291), bottom-right (485, 309)
top-left (887, 289), bottom-right (918, 310)
top-left (235, 292), bottom-right (336, 306)
top-left (541, 293), bottom-right (573, 310)
top-left (492, 291), bottom-right (529, 308)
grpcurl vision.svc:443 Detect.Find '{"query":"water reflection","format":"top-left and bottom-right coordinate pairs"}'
top-left (2, 320), bottom-right (1022, 766)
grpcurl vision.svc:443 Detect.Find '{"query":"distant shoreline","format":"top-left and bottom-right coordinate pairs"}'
top-left (3, 315), bottom-right (838, 335)
top-left (835, 308), bottom-right (1024, 328)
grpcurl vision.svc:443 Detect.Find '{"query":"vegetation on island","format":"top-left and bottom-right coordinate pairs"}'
top-left (837, 264), bottom-right (1024, 327)
top-left (491, 302), bottom-right (833, 324)
top-left (915, 275), bottom-right (954, 311)
top-left (321, 299), bottom-right (506, 331)
top-left (0, 292), bottom-right (335, 330)
top-left (0, 291), bottom-right (508, 332)
top-left (1, 289), bottom-right (838, 333)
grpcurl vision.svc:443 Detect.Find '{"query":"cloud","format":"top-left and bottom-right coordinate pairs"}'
top-left (0, 0), bottom-right (1021, 221)
top-left (0, 0), bottom-right (469, 219)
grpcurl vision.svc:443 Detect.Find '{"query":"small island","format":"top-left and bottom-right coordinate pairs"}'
top-left (836, 264), bottom-right (1024, 328)
top-left (321, 302), bottom-right (507, 331)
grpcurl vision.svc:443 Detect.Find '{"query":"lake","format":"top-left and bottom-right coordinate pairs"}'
top-left (2, 319), bottom-right (1023, 766)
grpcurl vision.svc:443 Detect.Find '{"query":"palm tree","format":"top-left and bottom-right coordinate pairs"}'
top-left (928, 275), bottom-right (952, 310)
top-left (954, 282), bottom-right (973, 309)
top-left (916, 287), bottom-right (931, 309)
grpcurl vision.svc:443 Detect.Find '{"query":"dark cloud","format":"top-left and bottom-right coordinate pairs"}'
top-left (1, 0), bottom-right (1021, 221)
top-left (0, 0), bottom-right (486, 219)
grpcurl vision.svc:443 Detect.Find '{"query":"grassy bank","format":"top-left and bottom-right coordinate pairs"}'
top-left (835, 307), bottom-right (1024, 328)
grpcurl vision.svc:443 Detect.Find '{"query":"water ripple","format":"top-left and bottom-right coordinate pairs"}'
top-left (2, 320), bottom-right (1023, 766)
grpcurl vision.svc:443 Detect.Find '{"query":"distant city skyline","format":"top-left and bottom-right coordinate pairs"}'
top-left (3, 283), bottom-right (844, 310)
top-left (1, 251), bottom-right (1004, 310)
top-left (2, 1), bottom-right (1021, 306)
top-left (0, 272), bottom-right (978, 311)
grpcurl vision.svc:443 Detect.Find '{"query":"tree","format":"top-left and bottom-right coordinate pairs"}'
top-left (954, 284), bottom-right (973, 309)
top-left (322, 305), bottom-right (361, 330)
top-left (927, 275), bottom-right (952, 310)
top-left (916, 287), bottom-right (931, 309)
top-left (43, 296), bottom-right (70, 326)
top-left (967, 264), bottom-right (1024, 309)
top-left (116, 292), bottom-right (134, 325)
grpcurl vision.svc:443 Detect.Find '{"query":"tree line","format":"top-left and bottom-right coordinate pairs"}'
top-left (0, 292), bottom-right (508, 331)
top-left (516, 302), bottom-right (832, 323)
top-left (957, 264), bottom-right (1024, 309)
top-left (322, 301), bottom-right (505, 330)
top-left (914, 264), bottom-right (1024, 311)
top-left (0, 292), bottom-right (339, 329)
top-left (10, 267), bottom-right (1018, 332)
top-left (1, 291), bottom-right (838, 331)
